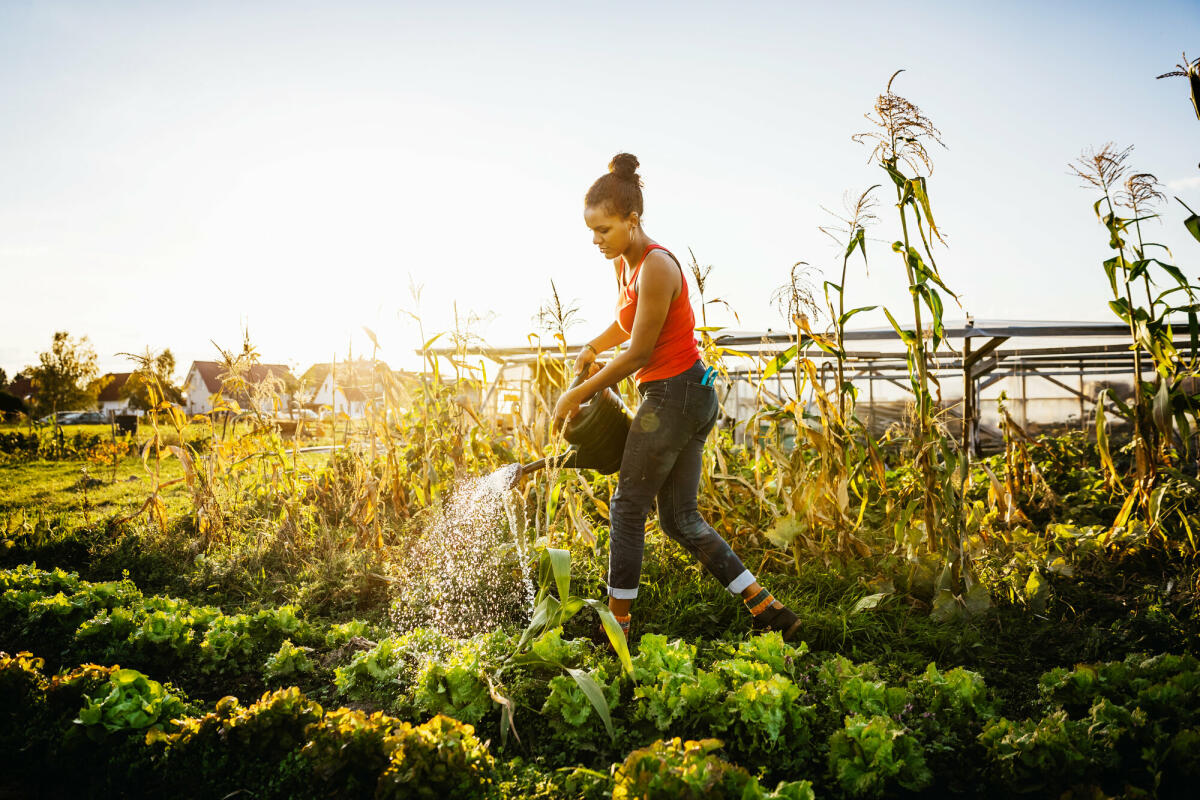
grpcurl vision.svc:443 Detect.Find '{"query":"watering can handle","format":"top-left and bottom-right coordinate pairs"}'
top-left (568, 366), bottom-right (600, 403)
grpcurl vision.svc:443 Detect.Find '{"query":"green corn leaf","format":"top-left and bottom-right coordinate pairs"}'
top-left (547, 548), bottom-right (571, 602)
top-left (930, 589), bottom-right (961, 622)
top-left (566, 668), bottom-right (616, 740)
top-left (838, 305), bottom-right (878, 328)
top-left (1095, 391), bottom-right (1122, 487)
top-left (1175, 407), bottom-right (1192, 455)
top-left (812, 336), bottom-right (841, 358)
top-left (1185, 214), bottom-right (1200, 244)
top-left (1102, 257), bottom-right (1122, 298)
top-left (963, 582), bottom-right (992, 616)
top-left (919, 286), bottom-right (945, 347)
top-left (883, 308), bottom-right (916, 346)
top-left (517, 595), bottom-right (562, 650)
top-left (1129, 259), bottom-right (1152, 283)
top-left (905, 245), bottom-right (957, 297)
top-left (1105, 387), bottom-right (1132, 417)
top-left (851, 592), bottom-right (889, 614)
top-left (883, 161), bottom-right (907, 188)
top-left (852, 226), bottom-right (868, 265)
top-left (1153, 259), bottom-right (1194, 293)
top-left (763, 345), bottom-right (798, 379)
top-left (1190, 311), bottom-right (1198, 361)
top-left (583, 598), bottom-right (634, 675)
top-left (1153, 379), bottom-right (1173, 439)
top-left (907, 177), bottom-right (941, 240)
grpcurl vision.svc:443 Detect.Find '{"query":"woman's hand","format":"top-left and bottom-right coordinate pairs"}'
top-left (552, 387), bottom-right (584, 431)
top-left (573, 346), bottom-right (596, 376)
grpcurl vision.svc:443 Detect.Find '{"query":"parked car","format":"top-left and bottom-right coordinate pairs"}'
top-left (37, 411), bottom-right (81, 424)
top-left (36, 410), bottom-right (108, 425)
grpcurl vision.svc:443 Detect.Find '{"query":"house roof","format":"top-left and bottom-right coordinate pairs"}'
top-left (300, 359), bottom-right (392, 390)
top-left (8, 375), bottom-right (34, 401)
top-left (187, 361), bottom-right (295, 395)
top-left (96, 373), bottom-right (132, 402)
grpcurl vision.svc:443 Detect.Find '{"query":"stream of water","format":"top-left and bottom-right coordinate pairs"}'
top-left (388, 463), bottom-right (535, 638)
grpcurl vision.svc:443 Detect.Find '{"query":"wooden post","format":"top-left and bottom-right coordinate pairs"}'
top-left (961, 336), bottom-right (973, 459)
top-left (868, 370), bottom-right (876, 433)
top-left (1078, 360), bottom-right (1085, 431)
top-left (1020, 366), bottom-right (1029, 428)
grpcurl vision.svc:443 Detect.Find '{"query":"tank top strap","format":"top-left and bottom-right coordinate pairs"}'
top-left (625, 244), bottom-right (682, 288)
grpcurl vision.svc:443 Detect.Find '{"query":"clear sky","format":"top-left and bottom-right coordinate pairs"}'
top-left (2, 0), bottom-right (1198, 381)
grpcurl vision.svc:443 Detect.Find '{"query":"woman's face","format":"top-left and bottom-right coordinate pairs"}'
top-left (584, 205), bottom-right (636, 259)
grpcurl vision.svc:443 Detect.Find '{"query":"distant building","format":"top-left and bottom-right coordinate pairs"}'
top-left (299, 360), bottom-right (416, 418)
top-left (96, 372), bottom-right (133, 414)
top-left (7, 374), bottom-right (35, 406)
top-left (183, 361), bottom-right (295, 416)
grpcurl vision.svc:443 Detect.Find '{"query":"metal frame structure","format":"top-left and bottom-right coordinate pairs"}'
top-left (424, 319), bottom-right (1195, 455)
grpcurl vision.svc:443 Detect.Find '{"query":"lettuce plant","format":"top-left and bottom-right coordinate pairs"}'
top-left (76, 667), bottom-right (185, 735)
top-left (828, 713), bottom-right (932, 798)
top-left (263, 639), bottom-right (314, 683)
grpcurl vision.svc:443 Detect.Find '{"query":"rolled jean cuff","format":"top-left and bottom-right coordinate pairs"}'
top-left (607, 585), bottom-right (640, 600)
top-left (726, 569), bottom-right (755, 595)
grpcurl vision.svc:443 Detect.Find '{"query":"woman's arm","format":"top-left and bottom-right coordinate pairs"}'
top-left (588, 321), bottom-right (632, 354)
top-left (572, 321), bottom-right (630, 376)
top-left (554, 253), bottom-right (678, 426)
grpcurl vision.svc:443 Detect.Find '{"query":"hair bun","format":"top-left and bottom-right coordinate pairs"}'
top-left (609, 153), bottom-right (640, 182)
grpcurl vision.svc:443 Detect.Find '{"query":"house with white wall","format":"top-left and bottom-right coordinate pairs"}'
top-left (95, 373), bottom-right (133, 415)
top-left (183, 361), bottom-right (295, 415)
top-left (299, 360), bottom-right (416, 418)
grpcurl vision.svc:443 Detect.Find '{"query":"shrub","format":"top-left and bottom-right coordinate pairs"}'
top-left (198, 612), bottom-right (257, 667)
top-left (150, 688), bottom-right (325, 796)
top-left (263, 639), bottom-right (314, 683)
top-left (540, 658), bottom-right (621, 753)
top-left (76, 667), bottom-right (186, 736)
top-left (301, 707), bottom-right (401, 797)
top-left (376, 714), bottom-right (495, 799)
top-left (335, 627), bottom-right (453, 710)
top-left (906, 663), bottom-right (997, 793)
top-left (716, 666), bottom-right (815, 761)
top-left (630, 635), bottom-right (718, 734)
top-left (413, 632), bottom-right (510, 725)
top-left (827, 713), bottom-right (932, 798)
top-left (612, 737), bottom-right (814, 800)
top-left (978, 710), bottom-right (1094, 793)
top-left (733, 631), bottom-right (811, 678)
top-left (0, 650), bottom-right (49, 752)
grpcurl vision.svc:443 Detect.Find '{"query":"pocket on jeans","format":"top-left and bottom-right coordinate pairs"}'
top-left (683, 381), bottom-right (717, 427)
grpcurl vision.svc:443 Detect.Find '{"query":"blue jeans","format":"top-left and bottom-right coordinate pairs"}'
top-left (607, 360), bottom-right (755, 600)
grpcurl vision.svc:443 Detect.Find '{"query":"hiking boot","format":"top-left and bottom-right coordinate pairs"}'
top-left (751, 602), bottom-right (803, 641)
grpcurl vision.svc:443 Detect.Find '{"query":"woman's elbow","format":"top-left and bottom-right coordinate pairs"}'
top-left (627, 350), bottom-right (652, 369)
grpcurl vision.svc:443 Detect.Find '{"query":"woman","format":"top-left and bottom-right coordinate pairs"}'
top-left (552, 153), bottom-right (802, 642)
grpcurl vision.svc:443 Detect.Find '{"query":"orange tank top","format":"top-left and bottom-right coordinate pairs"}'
top-left (616, 244), bottom-right (701, 384)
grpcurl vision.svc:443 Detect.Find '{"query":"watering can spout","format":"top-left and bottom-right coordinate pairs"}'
top-left (511, 450), bottom-right (579, 487)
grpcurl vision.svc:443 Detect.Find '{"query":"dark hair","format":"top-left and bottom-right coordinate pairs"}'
top-left (584, 153), bottom-right (643, 218)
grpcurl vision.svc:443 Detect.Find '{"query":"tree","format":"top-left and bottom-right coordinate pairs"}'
top-left (0, 367), bottom-right (7, 389)
top-left (120, 349), bottom-right (183, 410)
top-left (28, 331), bottom-right (100, 417)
